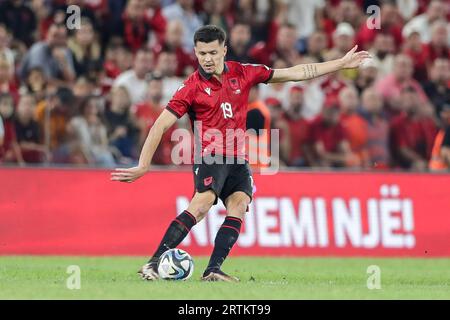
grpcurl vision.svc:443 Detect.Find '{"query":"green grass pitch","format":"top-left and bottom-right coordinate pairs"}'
top-left (0, 256), bottom-right (449, 299)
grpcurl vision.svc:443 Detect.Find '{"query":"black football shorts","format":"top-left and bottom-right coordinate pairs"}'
top-left (192, 156), bottom-right (254, 206)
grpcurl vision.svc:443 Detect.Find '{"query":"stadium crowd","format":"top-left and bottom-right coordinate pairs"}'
top-left (0, 0), bottom-right (448, 171)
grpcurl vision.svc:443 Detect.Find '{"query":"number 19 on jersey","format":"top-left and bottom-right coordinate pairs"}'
top-left (221, 102), bottom-right (233, 119)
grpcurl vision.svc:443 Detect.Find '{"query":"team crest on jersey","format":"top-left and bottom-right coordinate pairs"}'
top-left (229, 78), bottom-right (240, 90)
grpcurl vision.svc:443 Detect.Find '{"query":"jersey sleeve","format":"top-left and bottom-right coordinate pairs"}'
top-left (242, 63), bottom-right (274, 87)
top-left (165, 82), bottom-right (193, 118)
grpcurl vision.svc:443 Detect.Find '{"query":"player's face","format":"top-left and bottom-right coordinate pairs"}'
top-left (194, 40), bottom-right (227, 75)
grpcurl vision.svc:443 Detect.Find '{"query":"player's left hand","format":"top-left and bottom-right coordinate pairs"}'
top-left (110, 166), bottom-right (147, 183)
top-left (341, 45), bottom-right (371, 69)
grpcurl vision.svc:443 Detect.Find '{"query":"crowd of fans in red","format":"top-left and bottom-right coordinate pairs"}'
top-left (0, 0), bottom-right (448, 170)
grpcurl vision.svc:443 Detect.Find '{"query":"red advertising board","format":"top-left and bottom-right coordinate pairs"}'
top-left (0, 168), bottom-right (449, 256)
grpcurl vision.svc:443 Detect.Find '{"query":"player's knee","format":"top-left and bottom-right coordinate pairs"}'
top-left (188, 205), bottom-right (207, 221)
top-left (197, 201), bottom-right (213, 217)
top-left (227, 198), bottom-right (249, 216)
top-left (188, 191), bottom-right (216, 220)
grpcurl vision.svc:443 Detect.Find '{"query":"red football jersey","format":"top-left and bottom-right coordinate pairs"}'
top-left (166, 61), bottom-right (274, 160)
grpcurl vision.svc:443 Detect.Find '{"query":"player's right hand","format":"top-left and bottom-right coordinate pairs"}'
top-left (110, 166), bottom-right (147, 183)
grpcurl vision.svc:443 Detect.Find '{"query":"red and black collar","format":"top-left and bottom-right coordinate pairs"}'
top-left (199, 63), bottom-right (230, 80)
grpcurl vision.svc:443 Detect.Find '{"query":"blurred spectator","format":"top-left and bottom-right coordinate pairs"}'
top-left (67, 95), bottom-right (115, 167)
top-left (153, 20), bottom-right (196, 76)
top-left (154, 50), bottom-right (184, 104)
top-left (133, 74), bottom-right (175, 165)
top-left (299, 78), bottom-right (326, 120)
top-left (402, 0), bottom-right (447, 44)
top-left (423, 58), bottom-right (450, 122)
top-left (279, 0), bottom-right (325, 42)
top-left (401, 28), bottom-right (429, 82)
top-left (29, 0), bottom-right (52, 41)
top-left (304, 31), bottom-right (328, 63)
top-left (250, 23), bottom-right (301, 67)
top-left (226, 23), bottom-right (253, 63)
top-left (265, 97), bottom-right (290, 165)
top-left (354, 58), bottom-right (379, 94)
top-left (235, 0), bottom-right (278, 44)
top-left (361, 87), bottom-right (390, 169)
top-left (102, 44), bottom-right (133, 93)
top-left (14, 93), bottom-right (49, 163)
top-left (113, 48), bottom-right (154, 105)
top-left (283, 86), bottom-right (313, 167)
top-left (424, 20), bottom-right (450, 66)
top-left (105, 86), bottom-right (138, 164)
top-left (368, 33), bottom-right (395, 78)
top-left (35, 86), bottom-right (75, 152)
top-left (0, 25), bottom-right (14, 76)
top-left (333, 0), bottom-right (364, 30)
top-left (0, 0), bottom-right (37, 47)
top-left (376, 54), bottom-right (429, 114)
top-left (0, 93), bottom-right (23, 164)
top-left (103, 44), bottom-right (132, 80)
top-left (73, 76), bottom-right (97, 98)
top-left (19, 23), bottom-right (76, 85)
top-left (21, 67), bottom-right (47, 103)
top-left (200, 0), bottom-right (233, 32)
top-left (162, 0), bottom-right (203, 52)
top-left (37, 4), bottom-right (66, 42)
top-left (0, 57), bottom-right (18, 103)
top-left (339, 86), bottom-right (369, 168)
top-left (396, 0), bottom-right (420, 21)
top-left (109, 0), bottom-right (128, 25)
top-left (390, 86), bottom-right (438, 170)
top-left (113, 0), bottom-right (152, 53)
top-left (144, 0), bottom-right (167, 43)
top-left (68, 18), bottom-right (102, 78)
top-left (319, 67), bottom-right (348, 109)
top-left (310, 104), bottom-right (359, 168)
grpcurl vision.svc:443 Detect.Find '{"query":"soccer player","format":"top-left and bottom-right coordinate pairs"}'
top-left (111, 25), bottom-right (370, 282)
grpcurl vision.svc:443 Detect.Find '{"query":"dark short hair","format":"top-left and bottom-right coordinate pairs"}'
top-left (194, 25), bottom-right (226, 45)
top-left (54, 87), bottom-right (75, 106)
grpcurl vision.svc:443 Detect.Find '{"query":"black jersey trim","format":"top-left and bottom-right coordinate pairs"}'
top-left (165, 106), bottom-right (182, 118)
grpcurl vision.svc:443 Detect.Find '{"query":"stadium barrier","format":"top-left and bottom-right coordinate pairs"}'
top-left (0, 168), bottom-right (449, 257)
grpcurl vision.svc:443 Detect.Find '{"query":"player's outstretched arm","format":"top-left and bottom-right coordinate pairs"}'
top-left (269, 45), bottom-right (371, 83)
top-left (110, 110), bottom-right (178, 183)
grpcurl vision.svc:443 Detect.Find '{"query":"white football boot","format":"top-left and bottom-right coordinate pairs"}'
top-left (138, 263), bottom-right (160, 281)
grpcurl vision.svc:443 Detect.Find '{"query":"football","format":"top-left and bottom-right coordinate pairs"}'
top-left (157, 249), bottom-right (194, 280)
